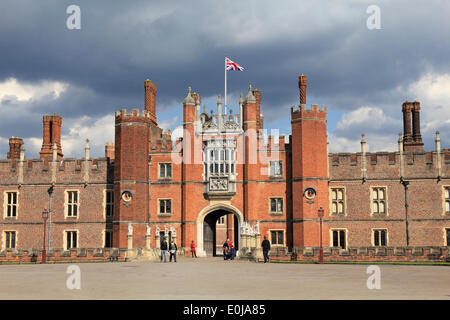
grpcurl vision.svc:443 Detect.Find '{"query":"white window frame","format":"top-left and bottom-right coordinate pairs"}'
top-left (330, 187), bottom-right (346, 216)
top-left (3, 190), bottom-right (18, 219)
top-left (268, 229), bottom-right (285, 247)
top-left (269, 197), bottom-right (284, 215)
top-left (158, 198), bottom-right (172, 216)
top-left (65, 190), bottom-right (80, 219)
top-left (372, 228), bottom-right (388, 247)
top-left (2, 230), bottom-right (17, 250)
top-left (158, 162), bottom-right (173, 179)
top-left (330, 228), bottom-right (348, 250)
top-left (63, 229), bottom-right (78, 250)
top-left (443, 186), bottom-right (450, 215)
top-left (269, 160), bottom-right (283, 177)
top-left (370, 186), bottom-right (388, 216)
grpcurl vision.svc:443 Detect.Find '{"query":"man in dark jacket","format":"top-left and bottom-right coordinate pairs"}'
top-left (169, 240), bottom-right (177, 262)
top-left (223, 241), bottom-right (229, 260)
top-left (160, 238), bottom-right (168, 262)
top-left (261, 236), bottom-right (271, 263)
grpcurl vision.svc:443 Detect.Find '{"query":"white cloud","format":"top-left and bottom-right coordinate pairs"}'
top-left (330, 71), bottom-right (450, 153)
top-left (61, 114), bottom-right (115, 158)
top-left (328, 132), bottom-right (398, 153)
top-left (159, 116), bottom-right (178, 131)
top-left (404, 73), bottom-right (450, 135)
top-left (335, 106), bottom-right (397, 132)
top-left (0, 77), bottom-right (68, 102)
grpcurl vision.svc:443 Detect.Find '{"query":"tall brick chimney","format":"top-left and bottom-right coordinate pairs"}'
top-left (39, 114), bottom-right (63, 159)
top-left (7, 137), bottom-right (23, 160)
top-left (105, 143), bottom-right (115, 161)
top-left (144, 79), bottom-right (157, 125)
top-left (298, 74), bottom-right (307, 105)
top-left (402, 101), bottom-right (424, 152)
top-left (412, 101), bottom-right (423, 144)
top-left (253, 88), bottom-right (262, 129)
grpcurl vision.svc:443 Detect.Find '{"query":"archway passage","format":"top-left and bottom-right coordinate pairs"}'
top-left (203, 210), bottom-right (239, 256)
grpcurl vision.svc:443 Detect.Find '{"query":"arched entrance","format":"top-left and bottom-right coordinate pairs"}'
top-left (196, 204), bottom-right (243, 257)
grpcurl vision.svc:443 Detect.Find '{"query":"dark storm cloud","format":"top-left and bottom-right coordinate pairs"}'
top-left (0, 0), bottom-right (449, 155)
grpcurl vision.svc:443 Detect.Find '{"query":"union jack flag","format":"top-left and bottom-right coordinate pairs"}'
top-left (226, 57), bottom-right (244, 71)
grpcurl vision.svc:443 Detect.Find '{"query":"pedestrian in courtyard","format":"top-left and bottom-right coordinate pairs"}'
top-left (190, 240), bottom-right (197, 258)
top-left (261, 235), bottom-right (271, 263)
top-left (227, 238), bottom-right (232, 251)
top-left (230, 243), bottom-right (236, 260)
top-left (223, 240), bottom-right (229, 260)
top-left (169, 239), bottom-right (177, 262)
top-left (160, 237), bottom-right (168, 262)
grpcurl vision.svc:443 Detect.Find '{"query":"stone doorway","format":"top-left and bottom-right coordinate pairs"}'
top-left (203, 210), bottom-right (239, 256)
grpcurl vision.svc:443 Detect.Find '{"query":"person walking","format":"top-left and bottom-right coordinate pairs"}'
top-left (261, 236), bottom-right (271, 263)
top-left (222, 240), bottom-right (229, 260)
top-left (169, 239), bottom-right (177, 262)
top-left (160, 237), bottom-right (168, 263)
top-left (230, 243), bottom-right (236, 260)
top-left (227, 238), bottom-right (232, 251)
top-left (190, 240), bottom-right (197, 258)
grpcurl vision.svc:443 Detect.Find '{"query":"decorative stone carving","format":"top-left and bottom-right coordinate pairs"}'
top-left (155, 225), bottom-right (160, 234)
top-left (254, 221), bottom-right (260, 234)
top-left (128, 223), bottom-right (133, 236)
top-left (170, 226), bottom-right (176, 238)
top-left (209, 177), bottom-right (229, 191)
top-left (146, 224), bottom-right (151, 236)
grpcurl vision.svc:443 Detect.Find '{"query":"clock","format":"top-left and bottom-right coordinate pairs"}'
top-left (121, 191), bottom-right (133, 202)
top-left (304, 187), bottom-right (317, 200)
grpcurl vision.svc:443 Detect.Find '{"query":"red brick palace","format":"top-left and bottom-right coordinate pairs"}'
top-left (1, 75), bottom-right (449, 262)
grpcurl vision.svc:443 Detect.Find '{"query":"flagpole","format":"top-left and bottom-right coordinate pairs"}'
top-left (224, 57), bottom-right (227, 112)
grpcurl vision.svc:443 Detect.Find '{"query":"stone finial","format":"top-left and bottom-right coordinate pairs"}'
top-left (245, 85), bottom-right (256, 103)
top-left (183, 86), bottom-right (195, 105)
top-left (239, 93), bottom-right (243, 105)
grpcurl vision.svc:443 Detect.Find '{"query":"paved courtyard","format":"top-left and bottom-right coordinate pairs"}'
top-left (0, 257), bottom-right (449, 300)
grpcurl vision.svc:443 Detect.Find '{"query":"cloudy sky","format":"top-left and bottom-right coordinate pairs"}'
top-left (0, 0), bottom-right (449, 158)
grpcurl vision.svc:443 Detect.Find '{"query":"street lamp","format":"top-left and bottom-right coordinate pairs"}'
top-left (400, 179), bottom-right (410, 246)
top-left (42, 209), bottom-right (49, 264)
top-left (318, 207), bottom-right (324, 264)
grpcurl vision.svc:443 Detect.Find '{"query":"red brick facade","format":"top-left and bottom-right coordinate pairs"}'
top-left (0, 75), bottom-right (449, 262)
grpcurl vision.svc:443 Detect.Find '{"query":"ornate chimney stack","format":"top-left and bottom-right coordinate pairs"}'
top-left (40, 114), bottom-right (63, 159)
top-left (7, 137), bottom-right (23, 160)
top-left (298, 74), bottom-right (307, 106)
top-left (412, 101), bottom-right (423, 144)
top-left (144, 79), bottom-right (157, 125)
top-left (402, 101), bottom-right (424, 152)
top-left (105, 143), bottom-right (115, 162)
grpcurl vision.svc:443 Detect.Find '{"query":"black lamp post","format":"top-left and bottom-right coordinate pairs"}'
top-left (42, 209), bottom-right (49, 264)
top-left (318, 207), bottom-right (324, 264)
top-left (400, 179), bottom-right (410, 246)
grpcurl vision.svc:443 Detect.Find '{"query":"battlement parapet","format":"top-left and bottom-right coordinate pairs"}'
top-left (329, 150), bottom-right (449, 180)
top-left (291, 104), bottom-right (327, 120)
top-left (115, 108), bottom-right (153, 124)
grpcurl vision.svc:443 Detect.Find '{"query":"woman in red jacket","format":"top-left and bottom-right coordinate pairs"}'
top-left (190, 240), bottom-right (197, 258)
